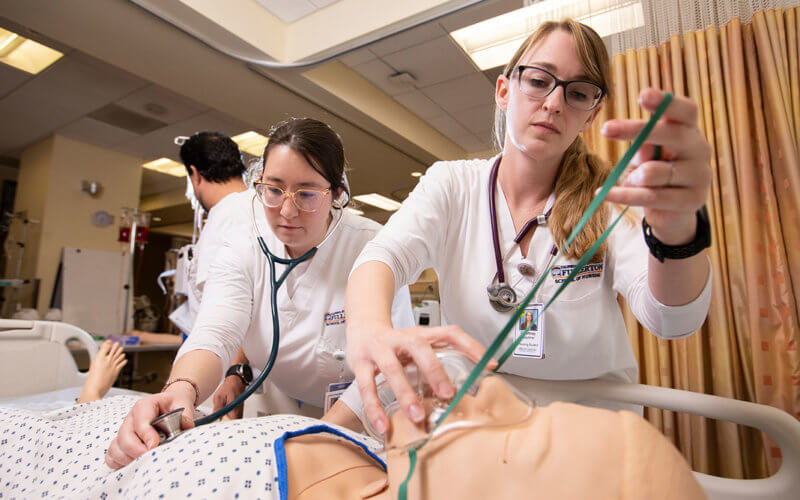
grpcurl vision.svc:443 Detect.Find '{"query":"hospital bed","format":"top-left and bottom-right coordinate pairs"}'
top-left (505, 375), bottom-right (800, 500)
top-left (1, 320), bottom-right (798, 499)
top-left (0, 319), bottom-right (144, 409)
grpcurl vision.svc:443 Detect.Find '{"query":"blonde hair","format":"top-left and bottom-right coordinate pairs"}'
top-left (493, 19), bottom-right (613, 261)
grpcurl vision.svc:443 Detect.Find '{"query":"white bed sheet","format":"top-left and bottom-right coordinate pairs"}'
top-left (0, 387), bottom-right (147, 412)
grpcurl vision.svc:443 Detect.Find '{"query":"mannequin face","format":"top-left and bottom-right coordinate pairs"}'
top-left (261, 145), bottom-right (334, 257)
top-left (495, 29), bottom-right (601, 162)
top-left (283, 373), bottom-right (704, 500)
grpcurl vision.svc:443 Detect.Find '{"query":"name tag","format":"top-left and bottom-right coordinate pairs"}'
top-left (513, 303), bottom-right (544, 359)
top-left (324, 381), bottom-right (351, 413)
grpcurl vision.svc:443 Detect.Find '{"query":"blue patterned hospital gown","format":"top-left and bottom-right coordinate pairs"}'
top-left (0, 395), bottom-right (383, 499)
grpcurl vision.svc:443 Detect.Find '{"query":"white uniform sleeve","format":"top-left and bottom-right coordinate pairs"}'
top-left (176, 239), bottom-right (255, 380)
top-left (351, 163), bottom-right (455, 290)
top-left (609, 210), bottom-right (712, 339)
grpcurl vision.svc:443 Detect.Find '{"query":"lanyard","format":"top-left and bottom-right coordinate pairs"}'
top-left (398, 92), bottom-right (674, 500)
top-left (488, 156), bottom-right (553, 284)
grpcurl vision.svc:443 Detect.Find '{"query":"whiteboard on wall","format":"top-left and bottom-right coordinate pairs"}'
top-left (58, 247), bottom-right (131, 336)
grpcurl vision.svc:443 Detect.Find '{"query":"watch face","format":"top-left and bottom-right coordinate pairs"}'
top-left (241, 364), bottom-right (253, 383)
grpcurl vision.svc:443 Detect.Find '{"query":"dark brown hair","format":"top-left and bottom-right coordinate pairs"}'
top-left (263, 117), bottom-right (350, 208)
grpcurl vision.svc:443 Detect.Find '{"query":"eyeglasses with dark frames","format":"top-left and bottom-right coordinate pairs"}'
top-left (511, 65), bottom-right (605, 111)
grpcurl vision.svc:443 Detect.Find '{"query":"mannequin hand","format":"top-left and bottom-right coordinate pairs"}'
top-left (346, 321), bottom-right (490, 436)
top-left (213, 375), bottom-right (246, 421)
top-left (601, 88), bottom-right (712, 245)
top-left (106, 389), bottom-right (195, 469)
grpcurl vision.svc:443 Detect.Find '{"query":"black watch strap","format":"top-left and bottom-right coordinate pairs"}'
top-left (642, 206), bottom-right (711, 263)
top-left (225, 364), bottom-right (253, 385)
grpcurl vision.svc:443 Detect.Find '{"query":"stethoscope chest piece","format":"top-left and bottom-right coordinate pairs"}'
top-left (150, 407), bottom-right (185, 445)
top-left (487, 282), bottom-right (517, 312)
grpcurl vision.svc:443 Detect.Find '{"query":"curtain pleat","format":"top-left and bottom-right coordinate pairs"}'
top-left (583, 7), bottom-right (799, 478)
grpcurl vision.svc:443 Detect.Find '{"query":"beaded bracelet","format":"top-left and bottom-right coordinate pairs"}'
top-left (161, 377), bottom-right (200, 408)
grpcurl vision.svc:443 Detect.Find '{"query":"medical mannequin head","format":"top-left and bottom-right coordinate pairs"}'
top-left (260, 118), bottom-right (350, 257)
top-left (283, 354), bottom-right (705, 500)
top-left (493, 19), bottom-right (614, 261)
top-left (180, 131), bottom-right (246, 211)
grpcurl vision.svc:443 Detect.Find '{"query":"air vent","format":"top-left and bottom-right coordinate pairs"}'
top-left (88, 103), bottom-right (167, 135)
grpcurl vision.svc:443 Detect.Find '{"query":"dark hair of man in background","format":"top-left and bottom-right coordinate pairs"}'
top-left (179, 132), bottom-right (246, 182)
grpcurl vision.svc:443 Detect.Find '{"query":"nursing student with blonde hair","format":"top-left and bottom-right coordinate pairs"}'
top-left (342, 19), bottom-right (714, 434)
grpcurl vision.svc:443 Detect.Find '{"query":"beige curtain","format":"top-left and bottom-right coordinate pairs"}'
top-left (584, 7), bottom-right (800, 479)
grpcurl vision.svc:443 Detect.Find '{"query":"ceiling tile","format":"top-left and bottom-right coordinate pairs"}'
top-left (382, 36), bottom-right (475, 88)
top-left (58, 117), bottom-right (142, 150)
top-left (483, 66), bottom-right (504, 83)
top-left (309, 0), bottom-right (338, 7)
top-left (392, 91), bottom-right (444, 120)
top-left (115, 110), bottom-right (254, 162)
top-left (0, 63), bottom-right (31, 99)
top-left (368, 22), bottom-right (446, 57)
top-left (19, 53), bottom-right (147, 115)
top-left (0, 85), bottom-right (87, 153)
top-left (115, 85), bottom-right (208, 125)
top-left (428, 114), bottom-right (470, 141)
top-left (256, 0), bottom-right (317, 23)
top-left (453, 133), bottom-right (491, 153)
top-left (420, 73), bottom-right (493, 113)
top-left (351, 58), bottom-right (414, 96)
top-left (338, 48), bottom-right (376, 67)
top-left (451, 103), bottom-right (494, 136)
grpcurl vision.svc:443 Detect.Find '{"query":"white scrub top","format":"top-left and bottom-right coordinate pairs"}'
top-left (170, 189), bottom-right (256, 333)
top-left (353, 156), bottom-right (712, 390)
top-left (177, 209), bottom-right (415, 412)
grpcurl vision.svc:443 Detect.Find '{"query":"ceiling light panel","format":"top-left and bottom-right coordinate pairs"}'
top-left (450, 0), bottom-right (644, 70)
top-left (0, 27), bottom-right (63, 74)
top-left (143, 158), bottom-right (187, 177)
top-left (233, 131), bottom-right (269, 157)
top-left (352, 193), bottom-right (402, 211)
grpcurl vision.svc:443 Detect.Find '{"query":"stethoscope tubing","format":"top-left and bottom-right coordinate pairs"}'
top-left (193, 195), bottom-right (344, 425)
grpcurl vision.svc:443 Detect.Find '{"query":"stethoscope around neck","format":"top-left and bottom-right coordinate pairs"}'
top-left (486, 156), bottom-right (556, 312)
top-left (177, 192), bottom-right (346, 429)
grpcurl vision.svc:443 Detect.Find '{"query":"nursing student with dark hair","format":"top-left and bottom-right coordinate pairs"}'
top-left (107, 118), bottom-right (414, 469)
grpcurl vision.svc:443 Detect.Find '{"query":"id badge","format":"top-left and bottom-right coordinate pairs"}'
top-left (324, 381), bottom-right (351, 413)
top-left (512, 303), bottom-right (544, 359)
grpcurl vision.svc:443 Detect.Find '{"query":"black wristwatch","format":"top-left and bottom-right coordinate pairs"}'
top-left (225, 364), bottom-right (253, 386)
top-left (642, 206), bottom-right (711, 263)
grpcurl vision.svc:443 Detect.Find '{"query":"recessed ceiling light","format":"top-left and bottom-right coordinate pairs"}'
top-left (233, 131), bottom-right (269, 157)
top-left (411, 171), bottom-right (422, 177)
top-left (450, 0), bottom-right (645, 70)
top-left (352, 193), bottom-right (402, 211)
top-left (0, 27), bottom-right (63, 74)
top-left (142, 158), bottom-right (187, 177)
top-left (344, 207), bottom-right (364, 216)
